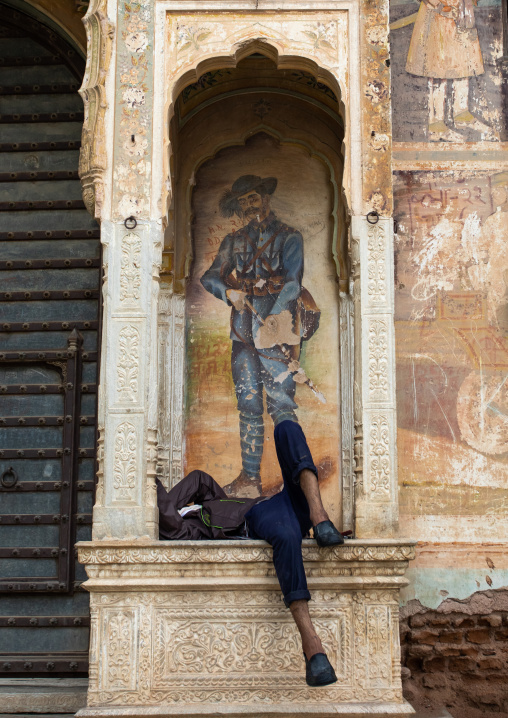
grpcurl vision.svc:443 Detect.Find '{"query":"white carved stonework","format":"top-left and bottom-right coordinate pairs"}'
top-left (1, 693), bottom-right (87, 714)
top-left (169, 295), bottom-right (185, 487)
top-left (368, 318), bottom-right (389, 402)
top-left (101, 610), bottom-right (137, 691)
top-left (355, 217), bottom-right (398, 536)
top-left (165, 14), bottom-right (349, 96)
top-left (79, 0), bottom-right (114, 219)
top-left (117, 325), bottom-right (140, 402)
top-left (157, 291), bottom-right (185, 488)
top-left (366, 605), bottom-right (391, 687)
top-left (367, 414), bottom-right (391, 499)
top-left (156, 291), bottom-right (171, 487)
top-left (157, 8), bottom-right (355, 217)
top-left (88, 607), bottom-right (99, 700)
top-left (78, 541), bottom-right (416, 566)
top-left (153, 614), bottom-right (341, 679)
top-left (367, 223), bottom-right (387, 306)
top-left (77, 540), bottom-right (416, 716)
top-left (94, 428), bottom-right (105, 507)
top-left (0, 680), bottom-right (88, 714)
top-left (113, 422), bottom-right (137, 501)
top-left (120, 232), bottom-right (141, 305)
top-left (340, 292), bottom-right (355, 532)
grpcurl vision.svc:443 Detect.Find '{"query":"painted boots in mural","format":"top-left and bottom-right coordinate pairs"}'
top-left (223, 414), bottom-right (263, 498)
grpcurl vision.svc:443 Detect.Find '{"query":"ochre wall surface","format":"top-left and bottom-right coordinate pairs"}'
top-left (391, 0), bottom-right (507, 561)
top-left (390, 1), bottom-right (508, 713)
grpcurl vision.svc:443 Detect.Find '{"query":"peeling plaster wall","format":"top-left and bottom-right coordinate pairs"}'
top-left (390, 0), bottom-right (508, 609)
top-left (402, 545), bottom-right (508, 609)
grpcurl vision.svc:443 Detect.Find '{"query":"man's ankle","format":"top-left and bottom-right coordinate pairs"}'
top-left (311, 512), bottom-right (329, 526)
top-left (303, 636), bottom-right (324, 660)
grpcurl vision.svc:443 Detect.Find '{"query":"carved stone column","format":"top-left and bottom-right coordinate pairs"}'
top-left (340, 289), bottom-right (355, 534)
top-left (92, 221), bottom-right (159, 539)
top-left (156, 290), bottom-right (186, 489)
top-left (80, 0), bottom-right (161, 539)
top-left (352, 217), bottom-right (398, 538)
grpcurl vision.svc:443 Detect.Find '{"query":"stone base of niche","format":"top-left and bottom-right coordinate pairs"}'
top-left (76, 539), bottom-right (416, 718)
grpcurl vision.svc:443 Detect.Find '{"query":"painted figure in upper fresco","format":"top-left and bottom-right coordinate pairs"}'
top-left (393, 0), bottom-right (494, 141)
top-left (201, 175), bottom-right (320, 498)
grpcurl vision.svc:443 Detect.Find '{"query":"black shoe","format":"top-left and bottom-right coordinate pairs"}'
top-left (305, 653), bottom-right (337, 687)
top-left (313, 520), bottom-right (344, 547)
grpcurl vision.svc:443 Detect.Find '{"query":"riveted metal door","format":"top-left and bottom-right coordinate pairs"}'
top-left (0, 4), bottom-right (99, 678)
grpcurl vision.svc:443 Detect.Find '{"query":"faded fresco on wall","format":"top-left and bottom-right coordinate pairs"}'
top-left (183, 134), bottom-right (341, 522)
top-left (394, 170), bottom-right (508, 538)
top-left (390, 0), bottom-right (504, 142)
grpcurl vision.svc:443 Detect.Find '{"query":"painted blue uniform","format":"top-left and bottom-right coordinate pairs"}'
top-left (201, 211), bottom-right (304, 478)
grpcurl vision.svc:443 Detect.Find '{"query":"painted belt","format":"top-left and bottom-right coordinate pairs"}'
top-left (228, 275), bottom-right (284, 296)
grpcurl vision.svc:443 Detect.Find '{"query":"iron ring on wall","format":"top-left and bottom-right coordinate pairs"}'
top-left (124, 216), bottom-right (137, 230)
top-left (1, 467), bottom-right (18, 488)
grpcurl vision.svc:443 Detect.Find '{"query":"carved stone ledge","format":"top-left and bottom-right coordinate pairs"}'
top-left (0, 678), bottom-right (88, 714)
top-left (78, 539), bottom-right (416, 565)
top-left (77, 539), bottom-right (415, 718)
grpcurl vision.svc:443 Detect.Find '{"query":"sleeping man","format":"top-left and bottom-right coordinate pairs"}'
top-left (156, 420), bottom-right (344, 687)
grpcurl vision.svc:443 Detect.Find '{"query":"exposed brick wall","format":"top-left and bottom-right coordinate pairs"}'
top-left (400, 589), bottom-right (508, 717)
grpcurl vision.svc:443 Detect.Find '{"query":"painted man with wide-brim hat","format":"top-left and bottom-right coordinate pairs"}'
top-left (201, 174), bottom-right (309, 497)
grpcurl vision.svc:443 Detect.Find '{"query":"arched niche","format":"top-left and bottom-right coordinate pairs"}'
top-left (158, 51), bottom-right (355, 530)
top-left (160, 37), bottom-right (350, 224)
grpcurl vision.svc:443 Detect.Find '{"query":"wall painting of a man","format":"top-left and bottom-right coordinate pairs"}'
top-left (184, 136), bottom-right (341, 521)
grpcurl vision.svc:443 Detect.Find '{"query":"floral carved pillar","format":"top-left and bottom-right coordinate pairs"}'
top-left (351, 0), bottom-right (399, 538)
top-left (80, 0), bottom-right (161, 539)
top-left (353, 217), bottom-right (398, 538)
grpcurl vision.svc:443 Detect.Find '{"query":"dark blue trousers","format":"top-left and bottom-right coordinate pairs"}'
top-left (246, 420), bottom-right (317, 607)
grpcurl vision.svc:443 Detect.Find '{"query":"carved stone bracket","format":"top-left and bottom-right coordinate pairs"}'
top-left (79, 0), bottom-right (115, 219)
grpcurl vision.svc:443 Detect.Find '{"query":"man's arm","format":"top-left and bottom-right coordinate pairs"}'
top-left (267, 231), bottom-right (304, 316)
top-left (200, 233), bottom-right (236, 304)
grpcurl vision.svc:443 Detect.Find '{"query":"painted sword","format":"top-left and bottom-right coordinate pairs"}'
top-left (243, 297), bottom-right (327, 404)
